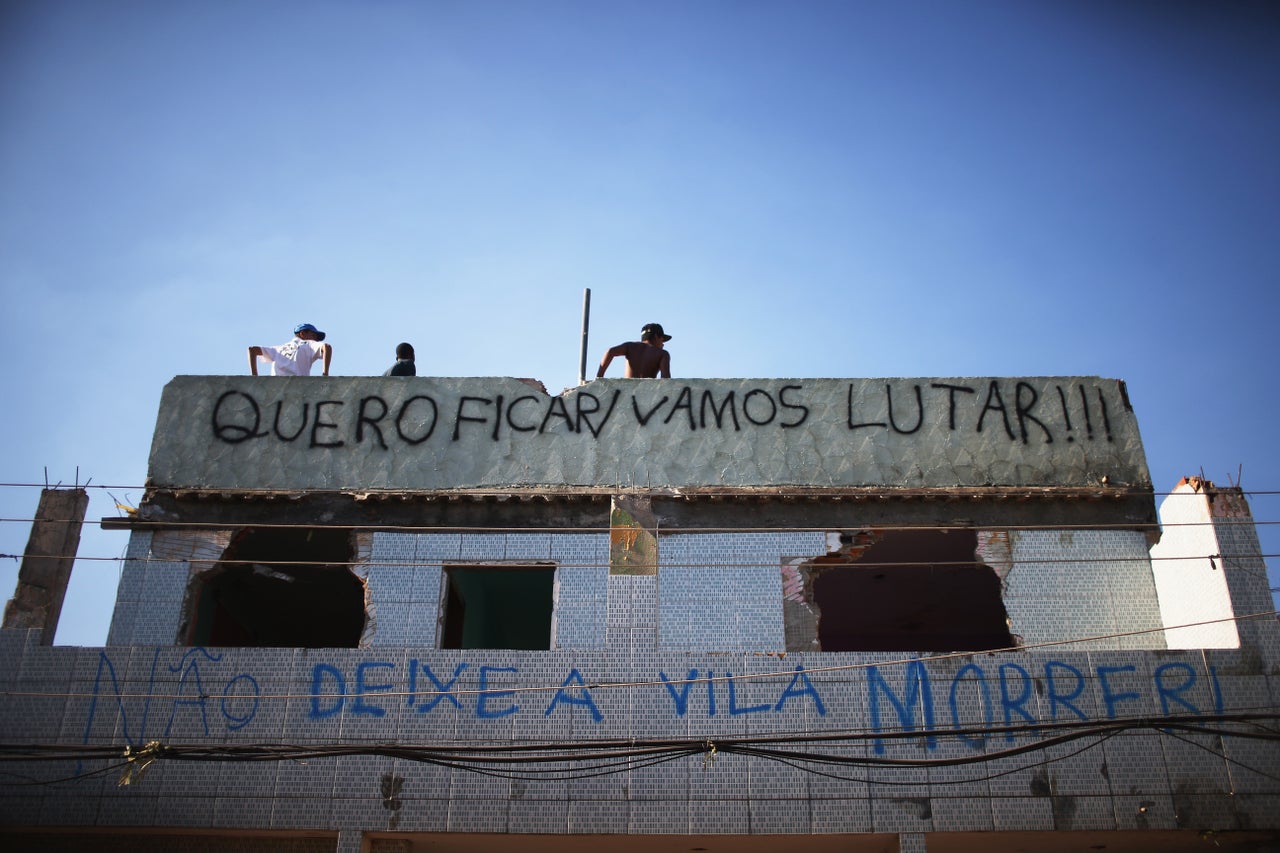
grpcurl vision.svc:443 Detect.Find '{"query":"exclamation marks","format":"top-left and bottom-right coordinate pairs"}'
top-left (1057, 386), bottom-right (1075, 443)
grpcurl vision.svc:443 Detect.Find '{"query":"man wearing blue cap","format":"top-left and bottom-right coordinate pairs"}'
top-left (248, 323), bottom-right (333, 376)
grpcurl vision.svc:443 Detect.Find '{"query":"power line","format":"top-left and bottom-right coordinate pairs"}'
top-left (8, 516), bottom-right (1280, 533)
top-left (7, 482), bottom-right (1280, 498)
top-left (1, 713), bottom-right (1276, 788)
top-left (3, 610), bottom-right (1275, 704)
top-left (0, 551), bottom-right (1271, 573)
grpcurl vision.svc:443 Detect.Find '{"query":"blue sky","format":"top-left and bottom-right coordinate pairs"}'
top-left (1, 0), bottom-right (1276, 645)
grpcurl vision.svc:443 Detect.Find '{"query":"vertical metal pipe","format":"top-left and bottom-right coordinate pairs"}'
top-left (578, 288), bottom-right (592, 384)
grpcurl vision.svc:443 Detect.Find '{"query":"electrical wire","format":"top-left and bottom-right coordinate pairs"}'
top-left (6, 515), bottom-right (1280, 534)
top-left (2, 484), bottom-right (1277, 786)
top-left (1, 714), bottom-right (1276, 788)
top-left (0, 551), bottom-right (1274, 573)
top-left (7, 482), bottom-right (1280, 497)
top-left (2, 607), bottom-right (1277, 706)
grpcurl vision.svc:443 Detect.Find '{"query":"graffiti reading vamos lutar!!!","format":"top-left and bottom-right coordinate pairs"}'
top-left (82, 650), bottom-right (1222, 756)
top-left (210, 380), bottom-right (1119, 449)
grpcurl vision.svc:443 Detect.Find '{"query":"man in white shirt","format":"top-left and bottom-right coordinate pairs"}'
top-left (248, 323), bottom-right (333, 376)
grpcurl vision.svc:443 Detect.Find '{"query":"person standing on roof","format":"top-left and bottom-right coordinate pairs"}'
top-left (596, 323), bottom-right (672, 378)
top-left (248, 323), bottom-right (333, 376)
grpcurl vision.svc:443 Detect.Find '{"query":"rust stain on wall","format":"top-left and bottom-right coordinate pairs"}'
top-left (610, 495), bottom-right (657, 576)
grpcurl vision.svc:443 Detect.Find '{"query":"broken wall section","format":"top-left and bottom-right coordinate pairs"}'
top-left (782, 529), bottom-right (1013, 653)
top-left (781, 527), bottom-right (1164, 653)
top-left (109, 526), bottom-right (366, 648)
top-left (107, 524), bottom-right (1168, 654)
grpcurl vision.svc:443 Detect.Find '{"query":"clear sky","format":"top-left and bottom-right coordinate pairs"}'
top-left (1, 0), bottom-right (1276, 646)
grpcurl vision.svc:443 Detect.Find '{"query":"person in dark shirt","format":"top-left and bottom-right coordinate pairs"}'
top-left (384, 342), bottom-right (416, 376)
top-left (596, 323), bottom-right (672, 378)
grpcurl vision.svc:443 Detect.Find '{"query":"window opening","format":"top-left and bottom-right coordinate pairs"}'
top-left (810, 529), bottom-right (1012, 652)
top-left (185, 526), bottom-right (363, 648)
top-left (441, 565), bottom-right (554, 650)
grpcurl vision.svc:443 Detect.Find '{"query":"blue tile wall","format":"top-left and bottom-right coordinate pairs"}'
top-left (657, 533), bottom-right (817, 652)
top-left (63, 520), bottom-right (1280, 843)
top-left (1004, 529), bottom-right (1165, 651)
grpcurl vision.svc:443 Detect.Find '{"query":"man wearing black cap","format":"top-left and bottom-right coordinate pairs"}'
top-left (248, 323), bottom-right (333, 376)
top-left (596, 323), bottom-right (672, 378)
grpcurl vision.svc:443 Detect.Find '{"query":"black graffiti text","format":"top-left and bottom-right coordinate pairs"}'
top-left (847, 380), bottom-right (1115, 443)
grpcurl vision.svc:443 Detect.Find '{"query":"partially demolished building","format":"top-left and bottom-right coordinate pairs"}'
top-left (1, 375), bottom-right (1277, 852)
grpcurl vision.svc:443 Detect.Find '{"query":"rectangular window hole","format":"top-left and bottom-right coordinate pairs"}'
top-left (441, 565), bottom-right (555, 650)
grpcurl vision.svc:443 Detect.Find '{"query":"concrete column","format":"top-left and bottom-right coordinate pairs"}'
top-left (1151, 477), bottom-right (1278, 659)
top-left (1200, 482), bottom-right (1280, 663)
top-left (335, 829), bottom-right (367, 852)
top-left (899, 832), bottom-right (928, 853)
top-left (2, 488), bottom-right (89, 645)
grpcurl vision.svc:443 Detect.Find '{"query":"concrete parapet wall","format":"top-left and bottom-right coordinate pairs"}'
top-left (146, 376), bottom-right (1150, 491)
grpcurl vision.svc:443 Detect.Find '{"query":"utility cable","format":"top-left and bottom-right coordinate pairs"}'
top-left (2, 610), bottom-right (1276, 705)
top-left (1, 714), bottom-right (1276, 787)
top-left (8, 482), bottom-right (1280, 498)
top-left (6, 515), bottom-right (1280, 534)
top-left (0, 551), bottom-right (1273, 573)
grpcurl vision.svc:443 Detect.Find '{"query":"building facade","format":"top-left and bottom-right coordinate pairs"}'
top-left (2, 375), bottom-right (1277, 852)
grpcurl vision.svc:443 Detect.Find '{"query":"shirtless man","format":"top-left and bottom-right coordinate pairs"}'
top-left (596, 323), bottom-right (672, 378)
